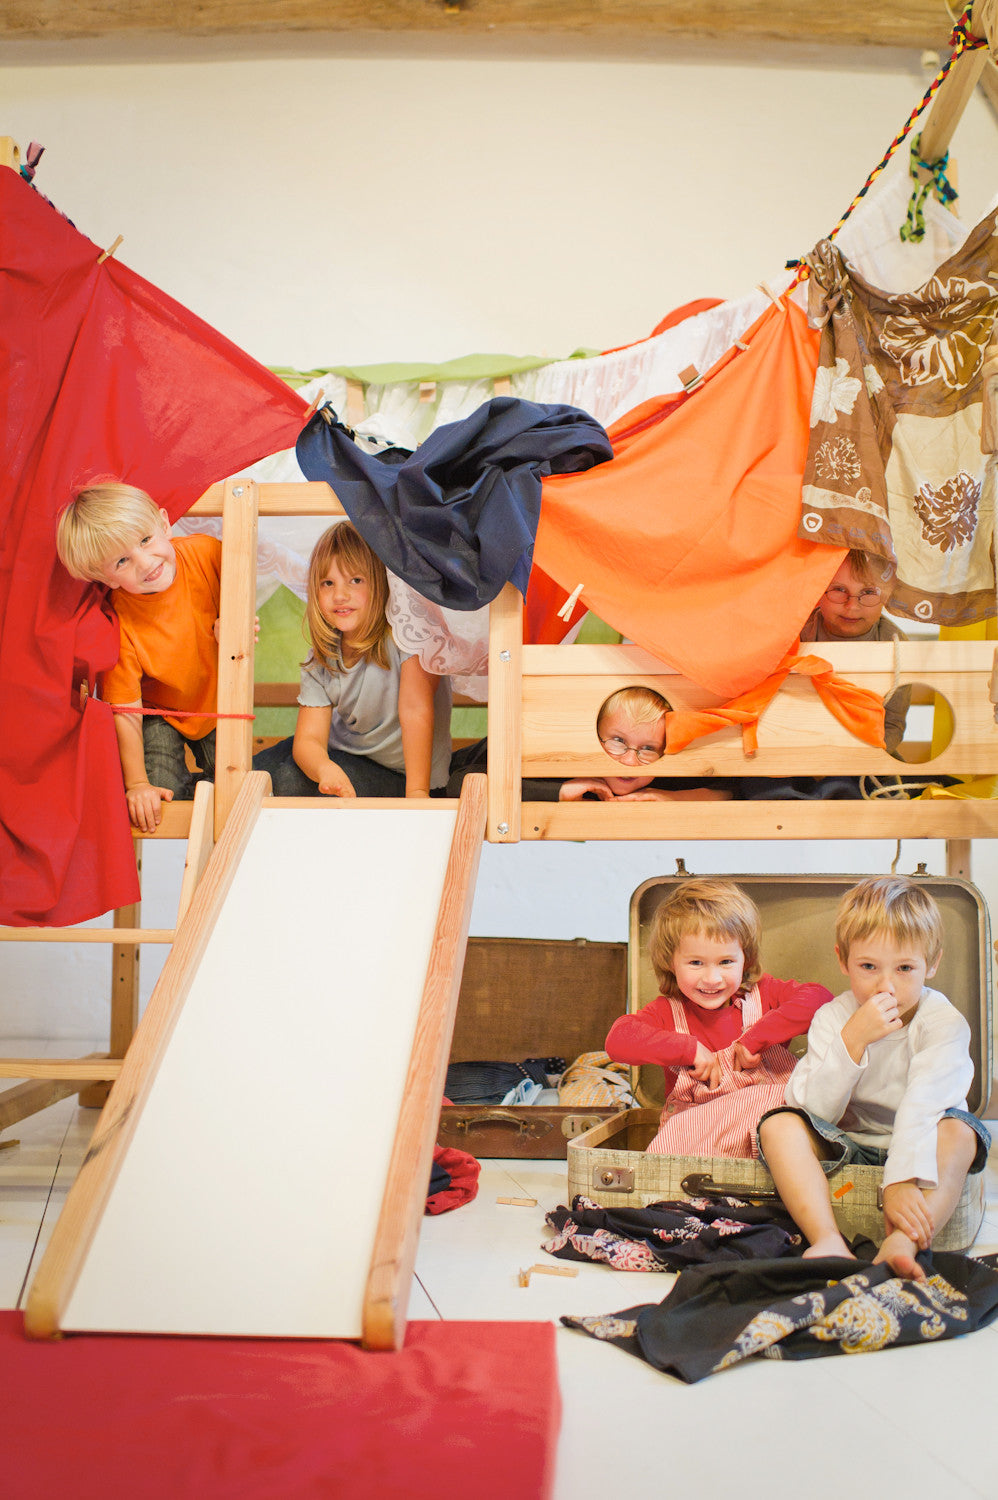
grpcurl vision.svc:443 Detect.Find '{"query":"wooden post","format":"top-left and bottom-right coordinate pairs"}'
top-left (487, 583), bottom-right (523, 843)
top-left (214, 478), bottom-right (259, 838)
top-left (946, 838), bottom-right (972, 881)
top-left (80, 848), bottom-right (142, 1110)
top-left (919, 1), bottom-right (997, 167)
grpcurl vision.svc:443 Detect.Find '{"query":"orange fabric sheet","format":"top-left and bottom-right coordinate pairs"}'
top-left (533, 300), bottom-right (845, 698)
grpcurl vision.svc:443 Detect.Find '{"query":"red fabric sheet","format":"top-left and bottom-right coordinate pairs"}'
top-left (3, 1311), bottom-right (559, 1500)
top-left (0, 169), bottom-right (308, 925)
top-left (534, 300), bottom-right (845, 698)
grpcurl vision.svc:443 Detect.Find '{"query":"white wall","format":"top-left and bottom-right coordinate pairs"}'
top-left (3, 34), bottom-right (998, 1042)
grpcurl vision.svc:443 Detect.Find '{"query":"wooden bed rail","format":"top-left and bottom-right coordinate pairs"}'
top-left (486, 583), bottom-right (998, 851)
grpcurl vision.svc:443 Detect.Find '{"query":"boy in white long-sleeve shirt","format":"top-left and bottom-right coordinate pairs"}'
top-left (758, 875), bottom-right (990, 1281)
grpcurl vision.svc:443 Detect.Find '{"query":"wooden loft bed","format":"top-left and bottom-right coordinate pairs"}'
top-left (485, 580), bottom-right (998, 878)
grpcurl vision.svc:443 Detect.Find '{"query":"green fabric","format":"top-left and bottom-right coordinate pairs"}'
top-left (254, 585), bottom-right (306, 737)
top-left (270, 348), bottom-right (599, 390)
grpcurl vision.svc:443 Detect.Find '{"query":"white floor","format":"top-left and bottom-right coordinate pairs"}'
top-left (4, 1057), bottom-right (998, 1500)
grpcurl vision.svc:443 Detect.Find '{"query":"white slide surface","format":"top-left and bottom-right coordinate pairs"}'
top-left (60, 805), bottom-right (458, 1338)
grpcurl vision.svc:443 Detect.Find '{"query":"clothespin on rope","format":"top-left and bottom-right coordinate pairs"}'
top-left (97, 234), bottom-right (123, 264)
top-left (678, 364), bottom-right (704, 392)
top-left (556, 583), bottom-right (585, 623)
top-left (302, 387), bottom-right (326, 422)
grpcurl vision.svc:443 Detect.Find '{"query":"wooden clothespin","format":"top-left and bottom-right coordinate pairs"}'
top-left (496, 1195), bottom-right (538, 1207)
top-left (494, 375), bottom-right (512, 397)
top-left (556, 583), bottom-right (585, 624)
top-left (757, 280), bottom-right (785, 310)
top-left (419, 381), bottom-right (437, 404)
top-left (678, 363), bottom-right (703, 392)
top-left (97, 234), bottom-right (124, 265)
top-left (302, 386), bottom-right (326, 422)
top-left (528, 1262), bottom-right (578, 1278)
top-left (518, 1267), bottom-right (532, 1286)
top-left (345, 378), bottom-right (365, 428)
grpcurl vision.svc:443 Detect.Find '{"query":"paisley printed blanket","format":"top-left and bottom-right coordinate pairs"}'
top-left (799, 213), bottom-right (998, 626)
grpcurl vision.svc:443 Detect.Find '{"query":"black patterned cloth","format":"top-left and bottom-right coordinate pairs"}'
top-left (562, 1249), bottom-right (998, 1382)
top-left (542, 1195), bottom-right (803, 1273)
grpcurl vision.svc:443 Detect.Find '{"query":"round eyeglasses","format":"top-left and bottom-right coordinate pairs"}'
top-left (599, 735), bottom-right (663, 764)
top-left (823, 585), bottom-right (883, 607)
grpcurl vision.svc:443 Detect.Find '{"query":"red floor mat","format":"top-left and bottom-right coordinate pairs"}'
top-left (4, 1313), bottom-right (559, 1499)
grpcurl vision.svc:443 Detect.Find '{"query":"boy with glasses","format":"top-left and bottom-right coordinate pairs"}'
top-left (801, 550), bottom-right (908, 754)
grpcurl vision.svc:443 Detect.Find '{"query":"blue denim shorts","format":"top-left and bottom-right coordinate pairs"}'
top-left (757, 1105), bottom-right (991, 1177)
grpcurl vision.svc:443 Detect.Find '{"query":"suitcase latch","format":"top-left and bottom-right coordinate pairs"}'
top-left (594, 1166), bottom-right (634, 1191)
top-left (562, 1114), bottom-right (605, 1139)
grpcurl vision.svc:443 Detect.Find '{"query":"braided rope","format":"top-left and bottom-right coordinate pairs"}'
top-left (786, 7), bottom-right (988, 288)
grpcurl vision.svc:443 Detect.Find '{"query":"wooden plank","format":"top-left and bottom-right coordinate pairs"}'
top-left (0, 1059), bottom-right (122, 1081)
top-left (0, 1), bottom-right (962, 51)
top-left (190, 481), bottom-right (342, 518)
top-left (520, 798), bottom-right (998, 841)
top-left (131, 800), bottom-right (193, 839)
top-left (24, 772), bottom-right (269, 1339)
top-left (0, 927), bottom-right (173, 944)
top-left (487, 583), bottom-right (523, 843)
top-left (362, 773), bottom-right (487, 1349)
top-left (524, 640), bottom-right (998, 674)
top-left (0, 1079), bottom-right (88, 1132)
top-left (176, 780), bottom-right (215, 924)
top-left (515, 640), bottom-right (998, 781)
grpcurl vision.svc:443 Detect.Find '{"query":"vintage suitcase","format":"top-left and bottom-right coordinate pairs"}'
top-left (567, 872), bottom-right (993, 1250)
top-left (438, 936), bottom-right (627, 1158)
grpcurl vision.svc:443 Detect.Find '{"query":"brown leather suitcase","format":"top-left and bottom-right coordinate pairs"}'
top-left (438, 936), bottom-right (627, 1158)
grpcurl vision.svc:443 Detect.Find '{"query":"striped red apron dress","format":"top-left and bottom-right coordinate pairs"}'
top-left (647, 986), bottom-right (796, 1158)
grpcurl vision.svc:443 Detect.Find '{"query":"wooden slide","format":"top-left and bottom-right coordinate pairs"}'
top-left (24, 772), bottom-right (487, 1349)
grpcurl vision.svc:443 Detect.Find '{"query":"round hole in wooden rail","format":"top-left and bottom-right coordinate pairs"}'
top-left (596, 686), bottom-right (671, 761)
top-left (884, 682), bottom-right (954, 764)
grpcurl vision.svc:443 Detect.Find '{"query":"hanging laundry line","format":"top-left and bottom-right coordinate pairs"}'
top-left (784, 3), bottom-right (991, 291)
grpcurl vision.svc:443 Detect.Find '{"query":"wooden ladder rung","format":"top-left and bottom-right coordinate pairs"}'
top-left (0, 928), bottom-right (174, 944)
top-left (0, 1057), bottom-right (123, 1081)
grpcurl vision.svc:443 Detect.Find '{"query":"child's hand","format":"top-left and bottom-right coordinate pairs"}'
top-left (559, 778), bottom-right (614, 801)
top-left (691, 1044), bottom-right (722, 1090)
top-left (731, 1039), bottom-right (762, 1072)
top-left (317, 762), bottom-right (356, 798)
top-left (842, 990), bottom-right (904, 1061)
top-left (125, 781), bottom-right (173, 833)
top-left (882, 1180), bottom-right (934, 1249)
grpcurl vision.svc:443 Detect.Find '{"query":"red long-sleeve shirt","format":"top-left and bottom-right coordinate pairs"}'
top-left (605, 974), bottom-right (833, 1100)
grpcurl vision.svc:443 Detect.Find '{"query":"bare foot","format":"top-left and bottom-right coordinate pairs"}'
top-left (803, 1232), bottom-right (854, 1261)
top-left (874, 1230), bottom-right (926, 1282)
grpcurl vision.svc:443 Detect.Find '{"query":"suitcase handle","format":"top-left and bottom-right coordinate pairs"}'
top-left (681, 1172), bottom-right (783, 1205)
top-left (448, 1110), bottom-right (553, 1139)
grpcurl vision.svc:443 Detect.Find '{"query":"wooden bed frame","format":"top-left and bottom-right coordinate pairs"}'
top-left (485, 583), bottom-right (998, 875)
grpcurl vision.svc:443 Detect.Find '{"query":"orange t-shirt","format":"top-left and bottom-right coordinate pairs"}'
top-left (103, 533), bottom-right (221, 741)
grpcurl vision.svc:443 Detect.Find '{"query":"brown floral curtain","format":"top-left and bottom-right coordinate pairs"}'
top-left (798, 213), bottom-right (998, 626)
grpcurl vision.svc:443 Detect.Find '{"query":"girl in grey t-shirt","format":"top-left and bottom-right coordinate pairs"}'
top-left (259, 522), bottom-right (451, 798)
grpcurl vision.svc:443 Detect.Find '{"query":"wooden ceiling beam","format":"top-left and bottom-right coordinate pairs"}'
top-left (0, 2), bottom-right (968, 53)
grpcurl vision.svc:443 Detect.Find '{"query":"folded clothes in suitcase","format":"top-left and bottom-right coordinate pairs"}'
top-left (568, 873), bottom-right (992, 1250)
top-left (439, 937), bottom-right (627, 1158)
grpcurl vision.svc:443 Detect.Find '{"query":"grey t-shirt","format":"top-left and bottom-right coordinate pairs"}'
top-left (298, 637), bottom-right (452, 789)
